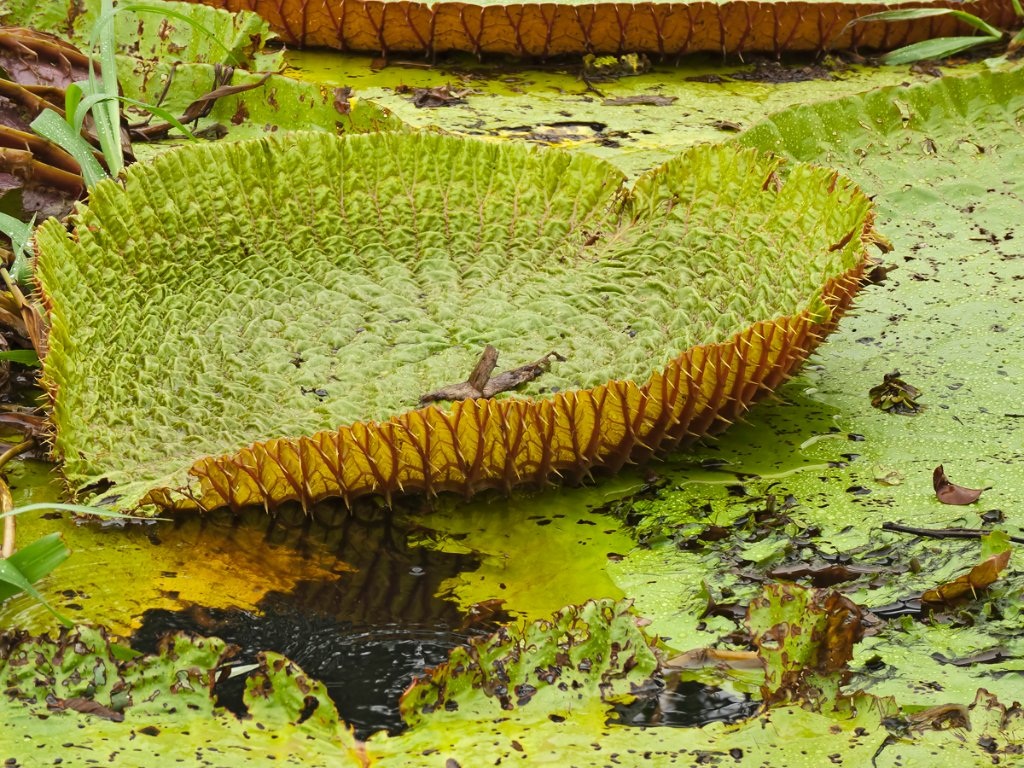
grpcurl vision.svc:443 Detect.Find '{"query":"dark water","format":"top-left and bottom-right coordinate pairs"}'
top-left (132, 503), bottom-right (495, 739)
top-left (133, 600), bottom-right (477, 738)
top-left (612, 679), bottom-right (759, 728)
top-left (132, 502), bottom-right (759, 739)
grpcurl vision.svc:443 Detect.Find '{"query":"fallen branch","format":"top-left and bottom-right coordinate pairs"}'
top-left (882, 521), bottom-right (1024, 545)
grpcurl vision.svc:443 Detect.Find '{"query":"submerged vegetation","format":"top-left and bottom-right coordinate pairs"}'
top-left (0, 0), bottom-right (1022, 764)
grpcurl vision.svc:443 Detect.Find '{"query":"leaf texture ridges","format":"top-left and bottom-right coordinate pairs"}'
top-left (186, 0), bottom-right (1018, 55)
top-left (36, 131), bottom-right (874, 513)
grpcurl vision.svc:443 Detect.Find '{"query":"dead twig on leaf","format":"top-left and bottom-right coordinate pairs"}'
top-left (420, 345), bottom-right (565, 404)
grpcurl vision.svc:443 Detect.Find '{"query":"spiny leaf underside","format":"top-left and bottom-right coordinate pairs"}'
top-left (190, 0), bottom-right (1017, 55)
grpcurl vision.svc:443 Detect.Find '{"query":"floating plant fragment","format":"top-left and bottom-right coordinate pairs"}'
top-left (869, 370), bottom-right (923, 414)
top-left (399, 598), bottom-right (659, 726)
top-left (920, 543), bottom-right (1011, 607)
top-left (746, 583), bottom-right (870, 710)
top-left (36, 132), bottom-right (875, 513)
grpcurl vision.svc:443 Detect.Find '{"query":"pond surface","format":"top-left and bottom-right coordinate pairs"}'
top-left (1, 35), bottom-right (1022, 763)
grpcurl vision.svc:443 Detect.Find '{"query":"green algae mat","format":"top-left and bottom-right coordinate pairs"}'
top-left (2, 0), bottom-right (1024, 761)
top-left (36, 133), bottom-right (874, 513)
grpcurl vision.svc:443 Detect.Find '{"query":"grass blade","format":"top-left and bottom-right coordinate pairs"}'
top-left (852, 8), bottom-right (1004, 38)
top-left (0, 350), bottom-right (41, 366)
top-left (0, 532), bottom-right (70, 603)
top-left (0, 502), bottom-right (168, 521)
top-left (882, 35), bottom-right (1002, 64)
top-left (92, 0), bottom-right (124, 177)
top-left (0, 555), bottom-right (72, 626)
top-left (29, 110), bottom-right (109, 187)
top-left (0, 212), bottom-right (35, 285)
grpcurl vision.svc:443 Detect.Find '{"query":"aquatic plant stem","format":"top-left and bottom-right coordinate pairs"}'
top-left (0, 438), bottom-right (37, 558)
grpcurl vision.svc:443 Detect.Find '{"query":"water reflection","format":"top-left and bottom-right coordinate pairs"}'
top-left (133, 501), bottom-right (498, 739)
top-left (612, 679), bottom-right (759, 728)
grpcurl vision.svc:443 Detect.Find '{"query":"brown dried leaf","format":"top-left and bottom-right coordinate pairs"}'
top-left (768, 561), bottom-right (884, 587)
top-left (664, 647), bottom-right (763, 671)
top-left (0, 28), bottom-right (93, 89)
top-left (405, 85), bottom-right (472, 108)
top-left (46, 694), bottom-right (125, 721)
top-left (933, 464), bottom-right (984, 505)
top-left (921, 549), bottom-right (1011, 606)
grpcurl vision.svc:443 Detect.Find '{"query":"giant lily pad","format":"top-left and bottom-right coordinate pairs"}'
top-left (36, 133), bottom-right (875, 512)
top-left (187, 0), bottom-right (1018, 56)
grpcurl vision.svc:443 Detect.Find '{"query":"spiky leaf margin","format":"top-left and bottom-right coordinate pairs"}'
top-left (36, 132), bottom-right (874, 513)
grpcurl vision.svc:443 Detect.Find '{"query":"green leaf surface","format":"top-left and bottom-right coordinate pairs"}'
top-left (0, 626), bottom-right (365, 766)
top-left (2, 0), bottom-right (282, 71)
top-left (284, 50), bottom-right (995, 180)
top-left (29, 109), bottom-right (109, 187)
top-left (400, 599), bottom-right (659, 727)
top-left (36, 133), bottom-right (870, 511)
top-left (117, 61), bottom-right (403, 148)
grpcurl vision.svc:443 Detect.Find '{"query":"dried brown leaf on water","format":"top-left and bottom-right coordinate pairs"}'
top-left (768, 561), bottom-right (885, 587)
top-left (933, 464), bottom-right (984, 505)
top-left (921, 549), bottom-right (1010, 606)
top-left (664, 647), bottom-right (763, 671)
top-left (747, 584), bottom-right (867, 707)
top-left (869, 370), bottom-right (923, 414)
top-left (46, 694), bottom-right (124, 721)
